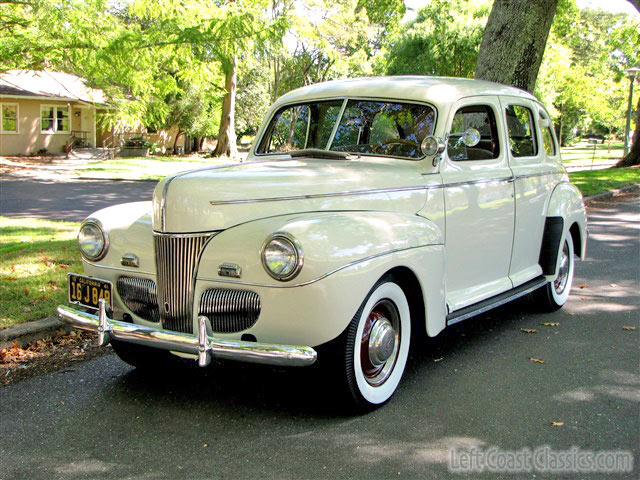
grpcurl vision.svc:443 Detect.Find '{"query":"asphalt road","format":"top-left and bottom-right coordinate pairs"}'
top-left (0, 178), bottom-right (157, 221)
top-left (0, 196), bottom-right (638, 480)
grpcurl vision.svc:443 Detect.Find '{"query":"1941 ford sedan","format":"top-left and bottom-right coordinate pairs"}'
top-left (58, 76), bottom-right (587, 410)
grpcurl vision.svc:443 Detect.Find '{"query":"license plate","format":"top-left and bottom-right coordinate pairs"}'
top-left (68, 274), bottom-right (112, 311)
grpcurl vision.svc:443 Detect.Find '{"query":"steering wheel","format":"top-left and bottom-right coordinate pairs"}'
top-left (373, 138), bottom-right (420, 154)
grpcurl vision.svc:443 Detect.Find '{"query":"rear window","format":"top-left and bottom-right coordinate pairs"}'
top-left (505, 105), bottom-right (538, 157)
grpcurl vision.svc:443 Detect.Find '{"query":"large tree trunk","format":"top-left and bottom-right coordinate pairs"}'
top-left (475, 0), bottom-right (558, 92)
top-left (617, 96), bottom-right (640, 167)
top-left (214, 56), bottom-right (238, 158)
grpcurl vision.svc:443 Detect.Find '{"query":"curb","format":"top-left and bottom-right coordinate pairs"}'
top-left (0, 316), bottom-right (70, 349)
top-left (2, 183), bottom-right (638, 348)
top-left (583, 183), bottom-right (640, 203)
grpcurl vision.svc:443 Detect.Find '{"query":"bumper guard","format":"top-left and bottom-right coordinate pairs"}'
top-left (57, 299), bottom-right (317, 367)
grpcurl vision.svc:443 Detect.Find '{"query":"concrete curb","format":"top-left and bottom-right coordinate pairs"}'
top-left (2, 183), bottom-right (637, 349)
top-left (583, 183), bottom-right (640, 203)
top-left (0, 316), bottom-right (70, 349)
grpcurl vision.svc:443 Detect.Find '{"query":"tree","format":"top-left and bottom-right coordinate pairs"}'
top-left (383, 0), bottom-right (488, 78)
top-left (475, 0), bottom-right (558, 92)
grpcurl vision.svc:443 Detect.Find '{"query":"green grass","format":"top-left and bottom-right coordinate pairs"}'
top-left (560, 141), bottom-right (624, 167)
top-left (0, 217), bottom-right (82, 329)
top-left (73, 154), bottom-right (244, 180)
top-left (569, 168), bottom-right (640, 196)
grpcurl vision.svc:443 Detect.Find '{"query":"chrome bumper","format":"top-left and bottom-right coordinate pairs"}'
top-left (56, 299), bottom-right (317, 367)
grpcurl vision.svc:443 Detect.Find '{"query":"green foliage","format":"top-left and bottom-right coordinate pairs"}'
top-left (536, 3), bottom-right (639, 145)
top-left (382, 0), bottom-right (489, 78)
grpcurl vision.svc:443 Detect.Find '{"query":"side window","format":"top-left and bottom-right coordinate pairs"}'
top-left (505, 105), bottom-right (537, 157)
top-left (447, 105), bottom-right (500, 161)
top-left (539, 110), bottom-right (556, 156)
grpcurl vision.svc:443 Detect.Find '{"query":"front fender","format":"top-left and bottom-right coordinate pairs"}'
top-left (196, 211), bottom-right (443, 286)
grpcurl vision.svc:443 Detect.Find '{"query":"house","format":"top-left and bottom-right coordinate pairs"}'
top-left (0, 70), bottom-right (185, 156)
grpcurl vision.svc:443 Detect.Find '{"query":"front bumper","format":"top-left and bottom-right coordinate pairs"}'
top-left (57, 299), bottom-right (317, 367)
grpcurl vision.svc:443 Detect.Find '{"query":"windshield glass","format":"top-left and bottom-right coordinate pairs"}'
top-left (257, 99), bottom-right (436, 160)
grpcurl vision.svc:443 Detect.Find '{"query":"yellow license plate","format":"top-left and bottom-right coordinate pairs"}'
top-left (68, 274), bottom-right (112, 310)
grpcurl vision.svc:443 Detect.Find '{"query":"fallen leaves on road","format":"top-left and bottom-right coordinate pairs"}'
top-left (0, 330), bottom-right (108, 386)
top-left (622, 326), bottom-right (637, 331)
top-left (521, 328), bottom-right (537, 334)
top-left (540, 322), bottom-right (560, 327)
top-left (577, 283), bottom-right (588, 289)
top-left (550, 422), bottom-right (565, 427)
top-left (529, 357), bottom-right (545, 364)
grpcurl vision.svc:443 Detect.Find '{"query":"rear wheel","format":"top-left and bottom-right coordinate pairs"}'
top-left (339, 277), bottom-right (411, 411)
top-left (534, 231), bottom-right (575, 312)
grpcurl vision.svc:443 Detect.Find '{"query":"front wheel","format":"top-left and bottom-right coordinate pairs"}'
top-left (339, 278), bottom-right (411, 411)
top-left (534, 231), bottom-right (575, 312)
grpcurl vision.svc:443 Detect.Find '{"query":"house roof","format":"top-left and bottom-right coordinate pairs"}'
top-left (0, 70), bottom-right (108, 104)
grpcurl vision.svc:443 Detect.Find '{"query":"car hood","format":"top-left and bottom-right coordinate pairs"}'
top-left (152, 157), bottom-right (431, 233)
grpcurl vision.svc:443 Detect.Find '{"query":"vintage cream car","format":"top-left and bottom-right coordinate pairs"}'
top-left (58, 76), bottom-right (587, 410)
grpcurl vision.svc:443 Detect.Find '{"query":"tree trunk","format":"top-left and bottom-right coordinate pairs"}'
top-left (475, 0), bottom-right (558, 92)
top-left (172, 129), bottom-right (183, 154)
top-left (213, 56), bottom-right (238, 158)
top-left (617, 96), bottom-right (640, 167)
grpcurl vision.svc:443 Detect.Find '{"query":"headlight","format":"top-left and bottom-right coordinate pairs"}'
top-left (261, 232), bottom-right (303, 281)
top-left (78, 219), bottom-right (108, 261)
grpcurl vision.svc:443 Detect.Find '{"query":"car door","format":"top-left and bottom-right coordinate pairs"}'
top-left (500, 97), bottom-right (561, 287)
top-left (440, 96), bottom-right (515, 312)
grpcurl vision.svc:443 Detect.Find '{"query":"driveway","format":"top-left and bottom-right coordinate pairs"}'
top-left (0, 195), bottom-right (638, 479)
top-left (0, 178), bottom-right (157, 222)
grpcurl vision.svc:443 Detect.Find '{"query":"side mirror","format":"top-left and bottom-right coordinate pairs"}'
top-left (460, 128), bottom-right (481, 147)
top-left (420, 135), bottom-right (446, 157)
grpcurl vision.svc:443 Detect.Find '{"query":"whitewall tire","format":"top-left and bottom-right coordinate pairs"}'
top-left (535, 231), bottom-right (575, 312)
top-left (343, 278), bottom-right (411, 410)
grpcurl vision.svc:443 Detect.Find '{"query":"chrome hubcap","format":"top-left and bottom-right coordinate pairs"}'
top-left (360, 299), bottom-right (400, 386)
top-left (368, 318), bottom-right (396, 367)
top-left (554, 241), bottom-right (570, 295)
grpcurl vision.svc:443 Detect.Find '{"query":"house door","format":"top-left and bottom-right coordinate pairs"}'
top-left (80, 108), bottom-right (95, 147)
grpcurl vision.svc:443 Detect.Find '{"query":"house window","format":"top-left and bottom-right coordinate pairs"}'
top-left (1, 103), bottom-right (18, 133)
top-left (41, 105), bottom-right (70, 133)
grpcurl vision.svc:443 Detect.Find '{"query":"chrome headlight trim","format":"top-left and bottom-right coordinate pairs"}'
top-left (78, 218), bottom-right (109, 261)
top-left (260, 232), bottom-right (304, 281)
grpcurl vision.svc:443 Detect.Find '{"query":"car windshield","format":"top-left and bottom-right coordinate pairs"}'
top-left (257, 99), bottom-right (436, 160)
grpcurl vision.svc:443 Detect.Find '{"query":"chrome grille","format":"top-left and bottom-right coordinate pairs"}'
top-left (117, 276), bottom-right (160, 322)
top-left (154, 233), bottom-right (210, 333)
top-left (199, 288), bottom-right (261, 333)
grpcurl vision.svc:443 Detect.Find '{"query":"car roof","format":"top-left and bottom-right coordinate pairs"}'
top-left (275, 76), bottom-right (539, 109)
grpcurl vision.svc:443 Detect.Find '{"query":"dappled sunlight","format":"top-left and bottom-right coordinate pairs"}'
top-left (55, 459), bottom-right (116, 475)
top-left (324, 433), bottom-right (486, 467)
top-left (554, 369), bottom-right (640, 403)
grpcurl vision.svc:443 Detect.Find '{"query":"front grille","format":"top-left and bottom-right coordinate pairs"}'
top-left (117, 276), bottom-right (160, 322)
top-left (154, 233), bottom-right (211, 333)
top-left (199, 288), bottom-right (261, 333)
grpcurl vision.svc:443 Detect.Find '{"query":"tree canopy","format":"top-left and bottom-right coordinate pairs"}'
top-left (0, 0), bottom-right (638, 160)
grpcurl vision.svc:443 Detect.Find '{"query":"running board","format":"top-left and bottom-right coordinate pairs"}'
top-left (446, 276), bottom-right (547, 326)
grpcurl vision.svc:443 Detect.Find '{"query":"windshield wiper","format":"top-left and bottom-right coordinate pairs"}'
top-left (288, 149), bottom-right (359, 160)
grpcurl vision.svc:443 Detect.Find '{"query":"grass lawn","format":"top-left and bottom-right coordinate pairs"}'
top-left (569, 168), bottom-right (640, 196)
top-left (73, 154), bottom-right (245, 180)
top-left (0, 217), bottom-right (82, 329)
top-left (560, 141), bottom-right (623, 167)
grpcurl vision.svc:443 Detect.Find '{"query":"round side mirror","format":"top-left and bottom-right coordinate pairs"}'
top-left (461, 128), bottom-right (481, 147)
top-left (420, 135), bottom-right (445, 157)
